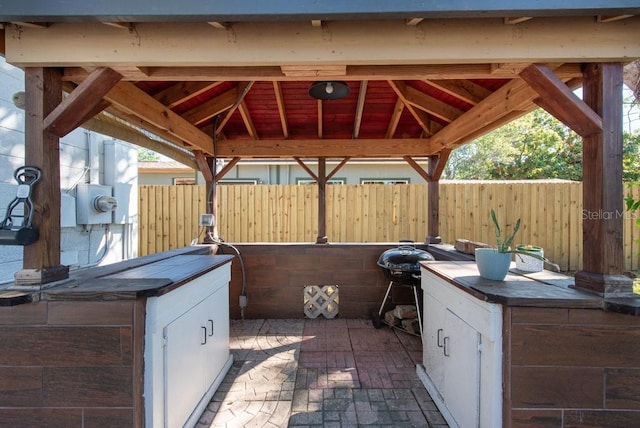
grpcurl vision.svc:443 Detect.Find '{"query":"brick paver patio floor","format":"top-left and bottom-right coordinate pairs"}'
top-left (197, 318), bottom-right (448, 427)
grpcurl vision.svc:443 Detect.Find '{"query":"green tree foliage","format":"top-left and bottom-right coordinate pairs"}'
top-left (138, 148), bottom-right (160, 162)
top-left (444, 109), bottom-right (640, 182)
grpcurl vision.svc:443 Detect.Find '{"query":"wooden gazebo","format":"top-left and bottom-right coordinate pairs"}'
top-left (2, 3), bottom-right (640, 427)
top-left (2, 2), bottom-right (639, 297)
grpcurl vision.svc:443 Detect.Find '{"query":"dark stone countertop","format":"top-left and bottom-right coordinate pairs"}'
top-left (420, 260), bottom-right (640, 316)
top-left (0, 246), bottom-right (233, 304)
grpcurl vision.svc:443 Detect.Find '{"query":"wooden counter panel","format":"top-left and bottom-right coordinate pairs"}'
top-left (511, 409), bottom-right (562, 427)
top-left (0, 301), bottom-right (47, 324)
top-left (605, 368), bottom-right (640, 410)
top-left (0, 367), bottom-right (42, 406)
top-left (43, 367), bottom-right (133, 407)
top-left (0, 327), bottom-right (125, 366)
top-left (511, 324), bottom-right (640, 367)
top-left (47, 301), bottom-right (134, 325)
top-left (511, 366), bottom-right (603, 408)
top-left (84, 409), bottom-right (134, 427)
top-left (0, 408), bottom-right (83, 427)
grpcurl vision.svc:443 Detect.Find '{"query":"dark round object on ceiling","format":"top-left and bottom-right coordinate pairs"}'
top-left (308, 81), bottom-right (350, 100)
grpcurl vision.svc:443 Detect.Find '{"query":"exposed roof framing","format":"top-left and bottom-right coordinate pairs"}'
top-left (2, 15), bottom-right (638, 166)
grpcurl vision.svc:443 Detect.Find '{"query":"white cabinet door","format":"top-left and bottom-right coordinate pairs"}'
top-left (164, 301), bottom-right (209, 428)
top-left (201, 285), bottom-right (230, 384)
top-left (442, 309), bottom-right (480, 428)
top-left (423, 293), bottom-right (447, 395)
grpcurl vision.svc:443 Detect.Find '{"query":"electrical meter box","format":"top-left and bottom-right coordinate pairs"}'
top-left (76, 184), bottom-right (116, 225)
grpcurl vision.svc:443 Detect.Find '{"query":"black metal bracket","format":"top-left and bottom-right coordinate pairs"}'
top-left (0, 166), bottom-right (42, 246)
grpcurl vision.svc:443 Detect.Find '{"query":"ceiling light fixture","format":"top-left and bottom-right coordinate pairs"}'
top-left (308, 80), bottom-right (350, 100)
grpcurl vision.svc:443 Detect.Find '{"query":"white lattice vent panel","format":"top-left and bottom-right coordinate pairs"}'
top-left (304, 285), bottom-right (339, 319)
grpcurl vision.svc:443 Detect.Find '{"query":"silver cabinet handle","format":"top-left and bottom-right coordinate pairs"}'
top-left (208, 319), bottom-right (214, 336)
top-left (437, 328), bottom-right (444, 348)
top-left (443, 336), bottom-right (450, 357)
top-left (201, 326), bottom-right (207, 345)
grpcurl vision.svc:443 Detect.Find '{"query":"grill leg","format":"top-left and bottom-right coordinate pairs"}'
top-left (377, 281), bottom-right (394, 317)
top-left (413, 285), bottom-right (423, 339)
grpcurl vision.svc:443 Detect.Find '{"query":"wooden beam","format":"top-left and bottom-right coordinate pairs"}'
top-left (388, 80), bottom-right (432, 135)
top-left (104, 81), bottom-right (215, 155)
top-left (44, 67), bottom-right (122, 137)
top-left (215, 81), bottom-right (254, 135)
top-left (215, 157), bottom-right (241, 180)
top-left (403, 156), bottom-right (431, 182)
top-left (317, 99), bottom-right (323, 138)
top-left (217, 138), bottom-right (437, 158)
top-left (63, 63), bottom-right (584, 83)
top-left (404, 84), bottom-right (464, 123)
top-left (238, 100), bottom-right (258, 140)
top-left (181, 87), bottom-right (237, 126)
top-left (272, 81), bottom-right (289, 138)
top-left (326, 157), bottom-right (351, 181)
top-left (80, 113), bottom-right (197, 168)
top-left (385, 98), bottom-right (404, 139)
top-left (519, 63), bottom-right (602, 137)
top-left (293, 157), bottom-right (318, 181)
top-left (353, 81), bottom-right (367, 139)
top-left (316, 157), bottom-right (328, 244)
top-left (424, 79), bottom-right (492, 105)
top-left (193, 150), bottom-right (214, 182)
top-left (19, 67), bottom-right (68, 285)
top-left (427, 78), bottom-right (545, 153)
top-left (153, 81), bottom-right (223, 108)
top-left (575, 62), bottom-right (633, 297)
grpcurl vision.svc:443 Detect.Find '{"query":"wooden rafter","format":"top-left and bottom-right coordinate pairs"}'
top-left (215, 81), bottom-right (254, 135)
top-left (424, 79), bottom-right (492, 105)
top-left (403, 84), bottom-right (464, 123)
top-left (104, 81), bottom-right (214, 154)
top-left (385, 98), bottom-right (404, 139)
top-left (153, 81), bottom-right (223, 108)
top-left (427, 78), bottom-right (543, 153)
top-left (388, 80), bottom-right (432, 134)
top-left (317, 100), bottom-right (323, 138)
top-left (44, 67), bottom-right (122, 137)
top-left (272, 81), bottom-right (289, 138)
top-left (238, 100), bottom-right (258, 139)
top-left (182, 88), bottom-right (236, 126)
top-left (353, 81), bottom-right (367, 139)
top-left (519, 63), bottom-right (602, 137)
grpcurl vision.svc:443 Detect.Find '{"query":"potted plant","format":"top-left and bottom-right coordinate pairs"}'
top-left (475, 209), bottom-right (558, 281)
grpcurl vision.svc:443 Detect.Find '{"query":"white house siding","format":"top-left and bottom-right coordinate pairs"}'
top-left (0, 57), bottom-right (138, 284)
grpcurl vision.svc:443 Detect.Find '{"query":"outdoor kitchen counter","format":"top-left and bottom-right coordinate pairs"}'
top-left (420, 260), bottom-right (640, 316)
top-left (0, 245), bottom-right (232, 304)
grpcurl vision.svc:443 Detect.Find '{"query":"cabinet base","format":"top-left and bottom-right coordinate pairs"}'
top-left (184, 354), bottom-right (234, 428)
top-left (416, 364), bottom-right (458, 428)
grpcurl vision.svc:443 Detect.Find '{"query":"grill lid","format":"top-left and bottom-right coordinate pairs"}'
top-left (377, 241), bottom-right (435, 273)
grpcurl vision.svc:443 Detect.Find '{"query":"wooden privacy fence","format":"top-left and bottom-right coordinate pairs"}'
top-left (138, 181), bottom-right (640, 272)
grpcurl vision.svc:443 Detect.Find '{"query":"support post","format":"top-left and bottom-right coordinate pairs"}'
top-left (426, 155), bottom-right (442, 244)
top-left (316, 157), bottom-right (328, 244)
top-left (15, 67), bottom-right (69, 286)
top-left (574, 63), bottom-right (633, 297)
